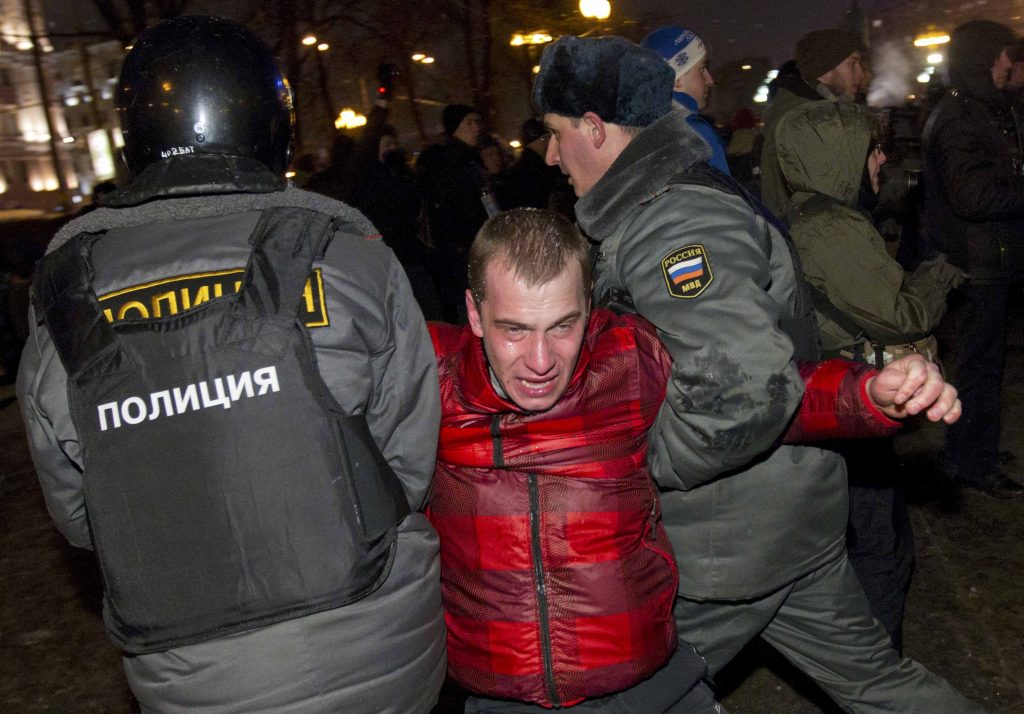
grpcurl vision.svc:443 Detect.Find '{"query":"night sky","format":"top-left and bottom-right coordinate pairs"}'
top-left (48, 0), bottom-right (853, 68)
top-left (619, 0), bottom-right (853, 66)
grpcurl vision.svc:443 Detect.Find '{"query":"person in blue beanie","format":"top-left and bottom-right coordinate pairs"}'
top-left (642, 27), bottom-right (730, 174)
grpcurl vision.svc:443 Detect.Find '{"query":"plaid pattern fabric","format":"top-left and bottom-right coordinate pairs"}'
top-left (784, 359), bottom-right (901, 443)
top-left (429, 310), bottom-right (678, 707)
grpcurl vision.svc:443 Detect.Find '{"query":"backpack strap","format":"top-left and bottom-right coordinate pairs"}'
top-left (222, 206), bottom-right (336, 357)
top-left (668, 162), bottom-right (823, 361)
top-left (229, 205), bottom-right (410, 529)
top-left (33, 232), bottom-right (132, 379)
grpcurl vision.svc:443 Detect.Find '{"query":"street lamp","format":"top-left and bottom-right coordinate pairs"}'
top-left (335, 108), bottom-right (367, 130)
top-left (510, 32), bottom-right (553, 47)
top-left (579, 0), bottom-right (611, 20)
top-left (914, 31), bottom-right (950, 48)
top-left (510, 32), bottom-right (552, 98)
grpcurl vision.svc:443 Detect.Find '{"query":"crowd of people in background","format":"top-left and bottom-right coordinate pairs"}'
top-left (8, 9), bottom-right (1024, 714)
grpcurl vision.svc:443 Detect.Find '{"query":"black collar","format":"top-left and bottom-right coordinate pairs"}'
top-left (104, 155), bottom-right (286, 208)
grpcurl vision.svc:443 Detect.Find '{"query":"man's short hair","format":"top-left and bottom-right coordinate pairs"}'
top-left (562, 115), bottom-right (644, 137)
top-left (532, 35), bottom-right (673, 128)
top-left (468, 208), bottom-right (592, 305)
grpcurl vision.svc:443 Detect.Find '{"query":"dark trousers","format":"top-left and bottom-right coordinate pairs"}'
top-left (675, 554), bottom-right (984, 713)
top-left (945, 282), bottom-right (1011, 482)
top-left (463, 644), bottom-right (722, 714)
top-left (841, 439), bottom-right (914, 654)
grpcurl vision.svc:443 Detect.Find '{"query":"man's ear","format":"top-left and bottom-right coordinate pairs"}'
top-left (466, 289), bottom-right (485, 339)
top-left (581, 111), bottom-right (607, 149)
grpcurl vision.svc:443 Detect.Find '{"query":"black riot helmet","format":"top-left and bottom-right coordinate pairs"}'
top-left (116, 15), bottom-right (293, 178)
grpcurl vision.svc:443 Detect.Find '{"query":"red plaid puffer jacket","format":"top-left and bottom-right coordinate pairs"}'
top-left (429, 309), bottom-right (678, 708)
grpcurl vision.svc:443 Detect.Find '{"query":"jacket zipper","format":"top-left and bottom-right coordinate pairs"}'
top-left (528, 472), bottom-right (559, 706)
top-left (490, 416), bottom-right (558, 705)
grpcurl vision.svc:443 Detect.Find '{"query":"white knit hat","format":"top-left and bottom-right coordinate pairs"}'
top-left (641, 27), bottom-right (707, 80)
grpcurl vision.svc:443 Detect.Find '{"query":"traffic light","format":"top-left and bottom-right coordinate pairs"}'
top-left (377, 62), bottom-right (398, 101)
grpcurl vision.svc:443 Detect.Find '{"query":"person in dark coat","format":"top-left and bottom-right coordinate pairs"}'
top-left (416, 104), bottom-right (488, 323)
top-left (923, 20), bottom-right (1024, 498)
top-left (304, 133), bottom-right (356, 202)
top-left (350, 125), bottom-right (442, 320)
top-left (496, 118), bottom-right (574, 217)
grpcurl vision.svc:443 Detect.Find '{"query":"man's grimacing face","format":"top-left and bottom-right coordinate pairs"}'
top-left (466, 256), bottom-right (589, 413)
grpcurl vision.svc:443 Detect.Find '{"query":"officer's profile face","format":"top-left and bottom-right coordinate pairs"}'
top-left (543, 113), bottom-right (610, 198)
top-left (466, 256), bottom-right (589, 413)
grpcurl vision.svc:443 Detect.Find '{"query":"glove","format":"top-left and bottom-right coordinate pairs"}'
top-left (916, 253), bottom-right (967, 291)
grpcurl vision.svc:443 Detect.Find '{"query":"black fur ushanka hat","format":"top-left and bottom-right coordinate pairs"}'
top-left (532, 35), bottom-right (674, 128)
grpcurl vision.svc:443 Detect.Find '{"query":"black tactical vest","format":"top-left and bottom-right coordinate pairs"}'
top-left (33, 206), bottom-right (409, 653)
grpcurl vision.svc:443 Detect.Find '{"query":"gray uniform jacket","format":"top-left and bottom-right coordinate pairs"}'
top-left (577, 111), bottom-right (847, 601)
top-left (17, 178), bottom-right (446, 713)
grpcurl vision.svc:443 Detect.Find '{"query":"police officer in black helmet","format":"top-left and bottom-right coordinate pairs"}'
top-left (17, 15), bottom-right (446, 712)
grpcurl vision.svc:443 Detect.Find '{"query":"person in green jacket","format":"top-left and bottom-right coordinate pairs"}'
top-left (777, 98), bottom-right (963, 653)
top-left (761, 28), bottom-right (865, 217)
top-left (778, 100), bottom-right (963, 362)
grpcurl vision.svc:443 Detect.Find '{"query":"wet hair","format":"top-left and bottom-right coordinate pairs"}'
top-left (468, 208), bottom-right (592, 305)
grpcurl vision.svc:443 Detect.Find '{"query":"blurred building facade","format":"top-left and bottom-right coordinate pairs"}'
top-left (1, 0), bottom-right (123, 212)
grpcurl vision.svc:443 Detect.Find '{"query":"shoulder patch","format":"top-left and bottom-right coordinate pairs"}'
top-left (661, 245), bottom-right (713, 298)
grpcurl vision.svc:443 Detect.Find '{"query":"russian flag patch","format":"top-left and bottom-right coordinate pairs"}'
top-left (661, 245), bottom-right (713, 298)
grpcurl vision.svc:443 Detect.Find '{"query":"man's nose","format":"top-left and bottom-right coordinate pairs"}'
top-left (545, 138), bottom-right (559, 166)
top-left (525, 334), bottom-right (556, 374)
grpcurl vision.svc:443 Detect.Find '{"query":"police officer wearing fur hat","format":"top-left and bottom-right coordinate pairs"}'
top-left (17, 15), bottom-right (446, 711)
top-left (534, 33), bottom-right (983, 712)
top-left (923, 20), bottom-right (1024, 499)
top-left (761, 28), bottom-right (866, 217)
